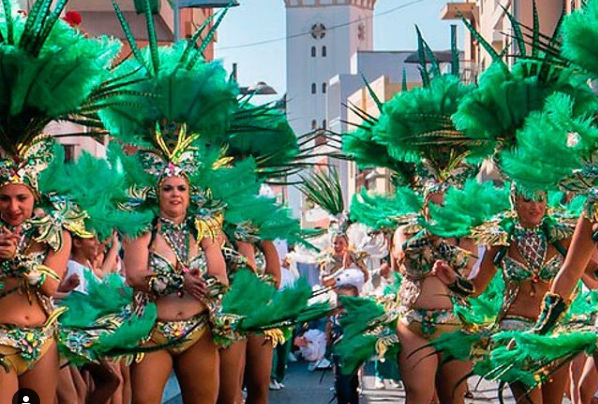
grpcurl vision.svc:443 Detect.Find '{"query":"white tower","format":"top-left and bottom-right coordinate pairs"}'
top-left (285, 0), bottom-right (375, 136)
top-left (284, 0), bottom-right (376, 218)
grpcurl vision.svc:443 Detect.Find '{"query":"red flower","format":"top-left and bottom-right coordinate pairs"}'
top-left (63, 11), bottom-right (82, 27)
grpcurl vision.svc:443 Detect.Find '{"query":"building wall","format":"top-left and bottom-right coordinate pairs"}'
top-left (284, 0), bottom-right (376, 221)
top-left (23, 1), bottom-right (215, 158)
top-left (285, 1), bottom-right (375, 137)
top-left (443, 0), bottom-right (564, 73)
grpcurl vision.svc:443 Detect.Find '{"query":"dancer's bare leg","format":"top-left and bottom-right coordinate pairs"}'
top-left (397, 323), bottom-right (437, 404)
top-left (131, 350), bottom-right (173, 404)
top-left (579, 355), bottom-right (598, 404)
top-left (218, 340), bottom-right (247, 404)
top-left (245, 335), bottom-right (274, 404)
top-left (436, 357), bottom-right (471, 404)
top-left (174, 331), bottom-right (220, 404)
top-left (0, 361), bottom-right (18, 403)
top-left (20, 342), bottom-right (60, 404)
top-left (541, 365), bottom-right (570, 404)
top-left (57, 364), bottom-right (79, 404)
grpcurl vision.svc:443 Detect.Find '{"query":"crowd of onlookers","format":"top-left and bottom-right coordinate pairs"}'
top-left (55, 233), bottom-right (130, 404)
top-left (270, 238), bottom-right (401, 404)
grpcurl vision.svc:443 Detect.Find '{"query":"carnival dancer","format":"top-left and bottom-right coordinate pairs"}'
top-left (337, 31), bottom-right (486, 404)
top-left (96, 4), bottom-right (329, 403)
top-left (211, 97), bottom-right (316, 404)
top-left (243, 241), bottom-right (282, 404)
top-left (0, 0), bottom-right (125, 400)
top-left (294, 169), bottom-right (385, 293)
top-left (421, 4), bottom-right (598, 400)
top-left (424, 2), bottom-right (598, 396)
top-left (433, 186), bottom-right (579, 404)
top-left (42, 151), bottom-right (159, 404)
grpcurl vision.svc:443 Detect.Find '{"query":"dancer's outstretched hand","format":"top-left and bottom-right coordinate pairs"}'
top-left (432, 260), bottom-right (456, 285)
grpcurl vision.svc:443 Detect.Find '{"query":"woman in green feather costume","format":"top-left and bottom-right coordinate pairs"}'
top-left (432, 183), bottom-right (598, 404)
top-left (96, 4), bottom-right (234, 402)
top-left (338, 30), bottom-right (490, 404)
top-left (97, 4), bottom-right (330, 403)
top-left (475, 0), bottom-right (598, 395)
top-left (0, 0), bottom-right (125, 401)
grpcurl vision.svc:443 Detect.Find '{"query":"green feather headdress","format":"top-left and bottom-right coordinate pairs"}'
top-left (0, 0), bottom-right (120, 192)
top-left (455, 1), bottom-right (597, 184)
top-left (98, 1), bottom-right (238, 185)
top-left (297, 169), bottom-right (349, 236)
top-left (343, 28), bottom-right (478, 192)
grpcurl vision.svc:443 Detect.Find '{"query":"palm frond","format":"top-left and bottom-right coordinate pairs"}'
top-left (297, 169), bottom-right (344, 216)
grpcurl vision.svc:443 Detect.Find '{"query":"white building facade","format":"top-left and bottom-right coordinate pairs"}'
top-left (284, 0), bottom-right (376, 219)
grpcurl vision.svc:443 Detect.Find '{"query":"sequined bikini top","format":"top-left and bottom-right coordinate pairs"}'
top-left (148, 251), bottom-right (207, 275)
top-left (148, 217), bottom-right (207, 275)
top-left (501, 223), bottom-right (563, 284)
top-left (402, 231), bottom-right (469, 280)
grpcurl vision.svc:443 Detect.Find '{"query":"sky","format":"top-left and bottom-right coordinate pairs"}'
top-left (214, 0), bottom-right (463, 97)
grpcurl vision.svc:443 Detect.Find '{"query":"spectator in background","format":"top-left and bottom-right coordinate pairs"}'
top-left (270, 256), bottom-right (299, 390)
top-left (328, 284), bottom-right (360, 404)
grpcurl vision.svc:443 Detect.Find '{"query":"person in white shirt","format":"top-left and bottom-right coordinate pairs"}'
top-left (65, 236), bottom-right (100, 295)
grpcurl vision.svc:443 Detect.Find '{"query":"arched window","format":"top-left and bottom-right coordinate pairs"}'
top-left (322, 46), bottom-right (327, 57)
top-left (311, 83), bottom-right (317, 94)
top-left (311, 46), bottom-right (316, 57)
top-left (322, 82), bottom-right (327, 94)
top-left (322, 119), bottom-right (327, 129)
top-left (311, 119), bottom-right (317, 130)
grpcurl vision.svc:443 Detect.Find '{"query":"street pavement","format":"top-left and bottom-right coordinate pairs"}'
top-left (164, 360), bottom-right (572, 404)
top-left (271, 361), bottom-right (572, 404)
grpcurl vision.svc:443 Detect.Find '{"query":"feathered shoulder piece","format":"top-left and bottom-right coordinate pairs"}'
top-left (0, 0), bottom-right (119, 191)
top-left (542, 213), bottom-right (576, 242)
top-left (40, 149), bottom-right (154, 240)
top-left (424, 179), bottom-right (510, 238)
top-left (470, 213), bottom-right (515, 247)
top-left (99, 1), bottom-right (238, 148)
top-left (349, 187), bottom-right (423, 233)
top-left (471, 210), bottom-right (575, 248)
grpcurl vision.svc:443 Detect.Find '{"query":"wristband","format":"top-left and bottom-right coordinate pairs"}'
top-left (447, 276), bottom-right (475, 297)
top-left (531, 292), bottom-right (569, 335)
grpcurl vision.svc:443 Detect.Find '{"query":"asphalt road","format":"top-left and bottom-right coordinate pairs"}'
top-left (164, 360), bottom-right (572, 404)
